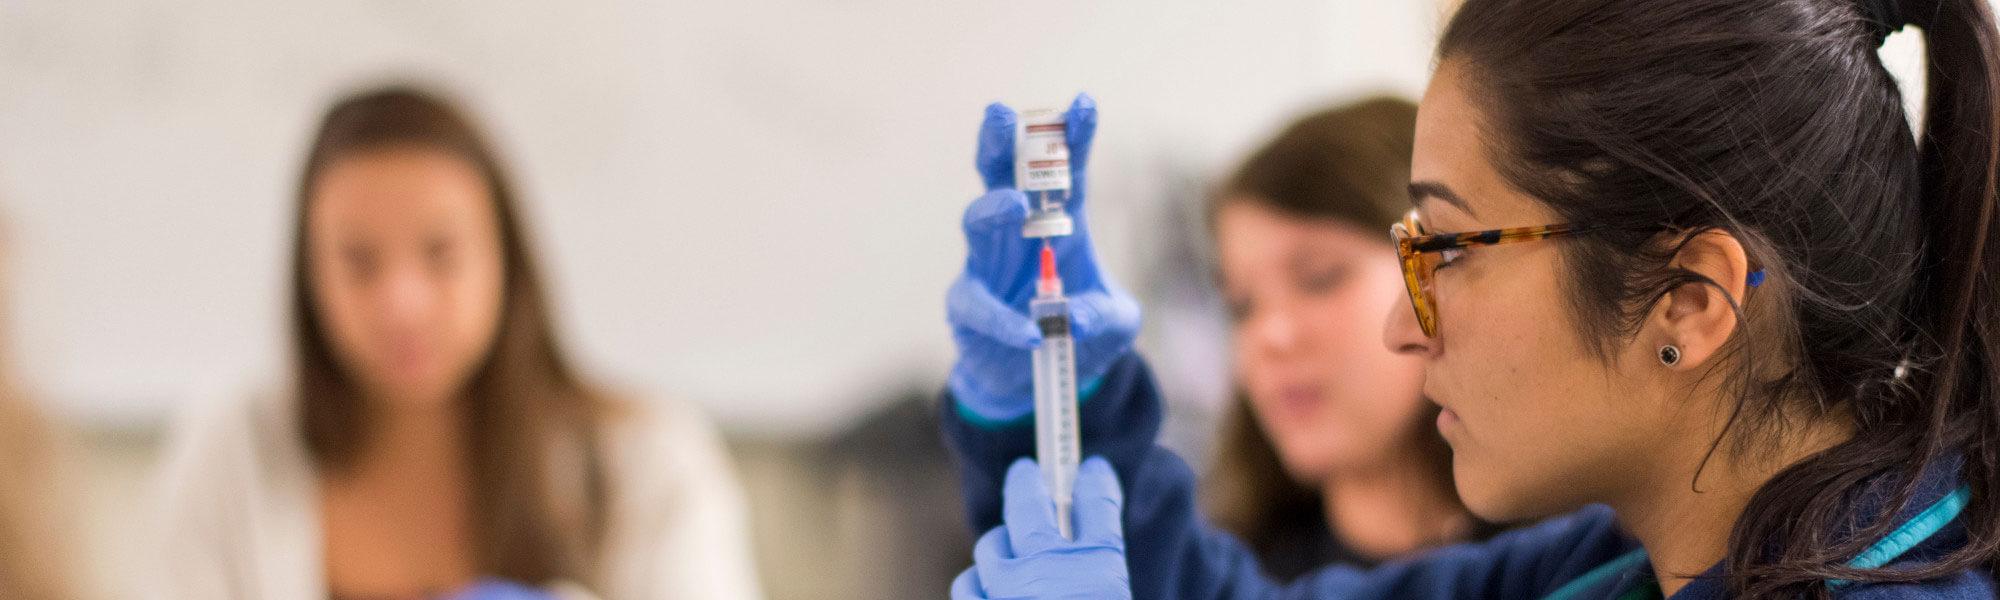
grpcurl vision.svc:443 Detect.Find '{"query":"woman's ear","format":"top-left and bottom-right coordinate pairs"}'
top-left (1656, 229), bottom-right (1749, 370)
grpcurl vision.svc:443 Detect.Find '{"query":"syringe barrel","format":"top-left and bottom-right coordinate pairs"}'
top-left (1030, 295), bottom-right (1080, 539)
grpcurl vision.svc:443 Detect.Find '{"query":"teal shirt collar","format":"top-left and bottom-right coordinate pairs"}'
top-left (1544, 456), bottom-right (1972, 600)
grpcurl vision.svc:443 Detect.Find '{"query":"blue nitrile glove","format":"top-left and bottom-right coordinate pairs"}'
top-left (947, 93), bottom-right (1142, 425)
top-left (442, 579), bottom-right (560, 600)
top-left (950, 457), bottom-right (1130, 600)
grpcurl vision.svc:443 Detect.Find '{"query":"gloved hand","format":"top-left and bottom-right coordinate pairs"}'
top-left (947, 93), bottom-right (1142, 424)
top-left (950, 457), bottom-right (1130, 599)
top-left (441, 579), bottom-right (561, 600)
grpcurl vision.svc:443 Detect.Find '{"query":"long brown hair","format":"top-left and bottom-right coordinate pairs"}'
top-left (291, 86), bottom-right (610, 583)
top-left (1439, 0), bottom-right (1998, 594)
top-left (1200, 97), bottom-right (1468, 562)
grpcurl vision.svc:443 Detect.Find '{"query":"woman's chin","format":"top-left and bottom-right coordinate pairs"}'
top-left (1451, 459), bottom-right (1542, 523)
top-left (371, 378), bottom-right (459, 410)
top-left (1274, 439), bottom-right (1380, 484)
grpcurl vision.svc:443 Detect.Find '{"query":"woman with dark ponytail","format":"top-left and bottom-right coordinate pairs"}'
top-left (939, 0), bottom-right (2000, 597)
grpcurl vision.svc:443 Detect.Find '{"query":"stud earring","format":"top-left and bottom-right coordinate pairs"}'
top-left (1659, 345), bottom-right (1682, 367)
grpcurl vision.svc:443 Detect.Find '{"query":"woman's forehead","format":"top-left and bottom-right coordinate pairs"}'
top-left (1412, 68), bottom-right (1556, 229)
top-left (310, 149), bottom-right (495, 235)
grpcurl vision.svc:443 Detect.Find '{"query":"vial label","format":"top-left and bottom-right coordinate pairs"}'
top-left (1017, 111), bottom-right (1070, 193)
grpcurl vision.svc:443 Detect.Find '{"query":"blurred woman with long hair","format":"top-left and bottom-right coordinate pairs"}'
top-left (158, 86), bottom-right (760, 600)
top-left (1202, 98), bottom-right (1496, 579)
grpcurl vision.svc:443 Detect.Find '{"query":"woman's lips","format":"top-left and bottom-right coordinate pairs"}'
top-left (1426, 390), bottom-right (1461, 437)
top-left (385, 339), bottom-right (439, 379)
top-left (1275, 383), bottom-right (1324, 420)
top-left (1436, 407), bottom-right (1461, 435)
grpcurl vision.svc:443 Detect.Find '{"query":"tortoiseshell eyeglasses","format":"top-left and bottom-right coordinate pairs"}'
top-left (1389, 209), bottom-right (1596, 338)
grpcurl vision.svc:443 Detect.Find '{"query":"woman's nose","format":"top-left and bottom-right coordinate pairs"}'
top-left (1383, 293), bottom-right (1437, 358)
top-left (378, 261), bottom-right (436, 326)
top-left (1247, 304), bottom-right (1302, 354)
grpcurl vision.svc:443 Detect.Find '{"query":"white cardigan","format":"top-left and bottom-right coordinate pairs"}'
top-left (152, 391), bottom-right (763, 600)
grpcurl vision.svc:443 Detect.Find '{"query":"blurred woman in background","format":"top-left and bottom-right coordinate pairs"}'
top-left (0, 218), bottom-right (78, 600)
top-left (0, 393), bottom-right (74, 600)
top-left (1202, 97), bottom-right (1495, 580)
top-left (157, 86), bottom-right (760, 600)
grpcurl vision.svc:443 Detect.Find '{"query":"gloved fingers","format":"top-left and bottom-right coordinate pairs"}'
top-left (976, 103), bottom-right (1018, 191)
top-left (979, 95), bottom-right (1092, 199)
top-left (444, 579), bottom-right (553, 600)
top-left (950, 565), bottom-right (988, 600)
top-left (960, 189), bottom-right (1032, 286)
top-left (971, 525), bottom-right (1017, 597)
top-left (947, 276), bottom-right (1041, 350)
top-left (1072, 456), bottom-right (1126, 549)
top-left (1066, 289), bottom-right (1141, 342)
top-left (1063, 93), bottom-right (1097, 180)
top-left (1002, 457), bottom-right (1069, 557)
top-left (1043, 233), bottom-right (1096, 285)
top-left (944, 351), bottom-right (1033, 411)
top-left (973, 525), bottom-right (1014, 564)
top-left (1063, 93), bottom-right (1097, 216)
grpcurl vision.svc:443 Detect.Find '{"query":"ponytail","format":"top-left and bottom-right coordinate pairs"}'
top-left (1901, 0), bottom-right (2000, 580)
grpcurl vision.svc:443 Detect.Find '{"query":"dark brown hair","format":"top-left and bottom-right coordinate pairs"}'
top-left (1201, 97), bottom-right (1470, 565)
top-left (1220, 97), bottom-right (1419, 229)
top-left (1439, 0), bottom-right (1998, 594)
top-left (291, 86), bottom-right (610, 583)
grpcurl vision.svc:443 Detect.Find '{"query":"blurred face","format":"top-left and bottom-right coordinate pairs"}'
top-left (1217, 200), bottom-right (1427, 483)
top-left (307, 146), bottom-right (505, 410)
top-left (1384, 64), bottom-right (1676, 522)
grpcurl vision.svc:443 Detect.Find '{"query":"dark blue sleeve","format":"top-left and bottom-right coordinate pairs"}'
top-left (1282, 507), bottom-right (1638, 599)
top-left (942, 352), bottom-right (1646, 600)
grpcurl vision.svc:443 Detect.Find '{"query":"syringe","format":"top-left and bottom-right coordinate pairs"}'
top-left (1031, 243), bottom-right (1081, 539)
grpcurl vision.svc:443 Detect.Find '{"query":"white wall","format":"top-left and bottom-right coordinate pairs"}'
top-left (0, 0), bottom-right (1445, 435)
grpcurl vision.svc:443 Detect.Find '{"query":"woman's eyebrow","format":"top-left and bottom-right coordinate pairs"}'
top-left (1408, 180), bottom-right (1477, 216)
